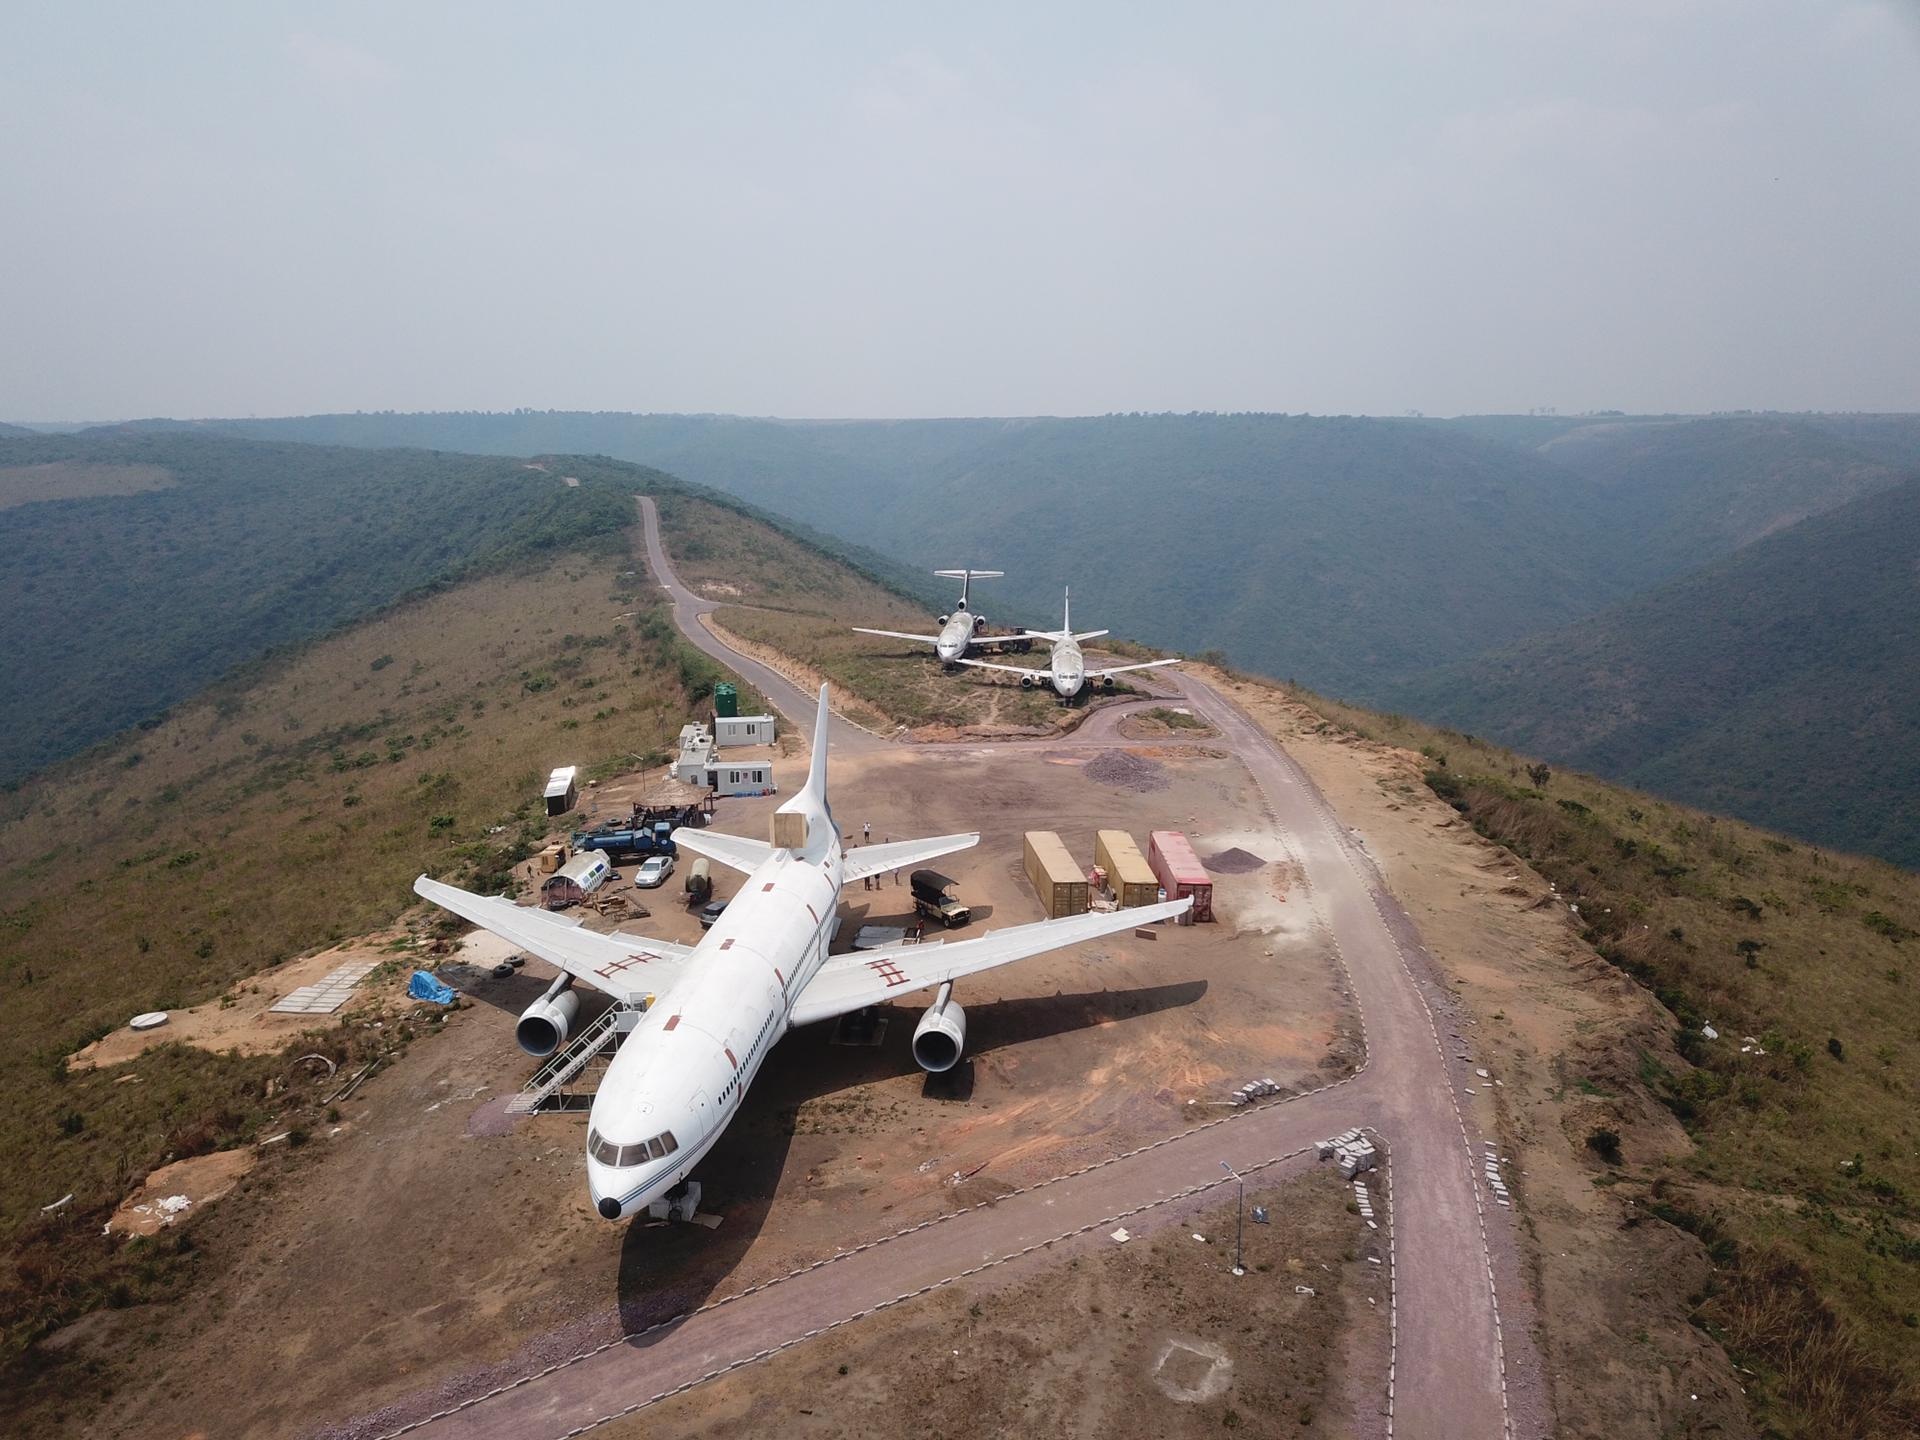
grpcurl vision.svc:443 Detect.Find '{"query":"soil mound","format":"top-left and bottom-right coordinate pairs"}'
top-left (1084, 750), bottom-right (1169, 792)
top-left (1203, 847), bottom-right (1267, 874)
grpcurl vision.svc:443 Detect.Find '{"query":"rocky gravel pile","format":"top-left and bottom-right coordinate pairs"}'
top-left (1084, 749), bottom-right (1169, 792)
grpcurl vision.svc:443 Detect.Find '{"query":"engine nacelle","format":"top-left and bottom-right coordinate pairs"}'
top-left (1019, 674), bottom-right (1035, 689)
top-left (912, 982), bottom-right (967, 1073)
top-left (937, 614), bottom-right (950, 625)
top-left (516, 984), bottom-right (580, 1056)
top-left (1102, 675), bottom-right (1117, 689)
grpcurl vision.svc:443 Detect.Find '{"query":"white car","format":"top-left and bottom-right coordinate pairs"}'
top-left (633, 854), bottom-right (675, 889)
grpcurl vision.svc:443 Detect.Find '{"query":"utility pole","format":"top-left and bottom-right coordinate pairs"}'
top-left (1220, 1160), bottom-right (1245, 1276)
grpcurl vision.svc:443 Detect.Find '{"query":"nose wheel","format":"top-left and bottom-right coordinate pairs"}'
top-left (646, 1180), bottom-right (703, 1224)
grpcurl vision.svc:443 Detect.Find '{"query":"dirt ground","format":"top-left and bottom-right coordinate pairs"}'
top-left (611, 1170), bottom-right (1381, 1440)
top-left (1200, 670), bottom-right (1752, 1440)
top-left (50, 738), bottom-right (1353, 1440)
top-left (104, 1149), bottom-right (258, 1238)
top-left (69, 935), bottom-right (424, 1070)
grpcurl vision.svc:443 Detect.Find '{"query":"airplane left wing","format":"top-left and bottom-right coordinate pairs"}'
top-left (1085, 658), bottom-right (1184, 680)
top-left (413, 876), bottom-right (695, 1005)
top-left (842, 832), bottom-right (978, 884)
top-left (951, 657), bottom-right (1048, 679)
top-left (788, 895), bottom-right (1190, 1025)
top-left (852, 627), bottom-right (942, 646)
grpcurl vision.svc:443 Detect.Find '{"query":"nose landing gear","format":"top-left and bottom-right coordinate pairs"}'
top-left (646, 1180), bottom-right (703, 1223)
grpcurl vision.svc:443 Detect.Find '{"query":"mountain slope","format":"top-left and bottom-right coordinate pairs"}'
top-left (0, 432), bottom-right (676, 783)
top-left (1385, 475), bottom-right (1920, 865)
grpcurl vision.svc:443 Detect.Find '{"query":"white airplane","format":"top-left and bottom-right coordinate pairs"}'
top-left (955, 588), bottom-right (1182, 699)
top-left (414, 684), bottom-right (1189, 1222)
top-left (852, 567), bottom-right (1007, 665)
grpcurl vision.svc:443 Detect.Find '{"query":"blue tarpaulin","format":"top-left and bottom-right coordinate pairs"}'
top-left (407, 970), bottom-right (457, 1005)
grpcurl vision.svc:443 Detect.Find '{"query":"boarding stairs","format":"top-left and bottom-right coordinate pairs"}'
top-left (507, 1003), bottom-right (644, 1114)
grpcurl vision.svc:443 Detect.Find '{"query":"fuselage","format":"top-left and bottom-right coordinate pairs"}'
top-left (584, 833), bottom-right (843, 1220)
top-left (935, 607), bottom-right (981, 663)
top-left (1046, 636), bottom-right (1085, 697)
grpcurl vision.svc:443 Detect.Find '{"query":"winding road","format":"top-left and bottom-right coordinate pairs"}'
top-left (384, 500), bottom-right (1547, 1439)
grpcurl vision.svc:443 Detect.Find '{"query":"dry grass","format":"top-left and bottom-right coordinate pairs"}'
top-left (655, 494), bottom-right (1070, 731)
top-left (1281, 683), bottom-right (1920, 1436)
top-left (0, 530), bottom-right (714, 1357)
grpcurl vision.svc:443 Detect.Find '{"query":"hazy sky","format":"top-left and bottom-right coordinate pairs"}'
top-left (4, 2), bottom-right (1918, 420)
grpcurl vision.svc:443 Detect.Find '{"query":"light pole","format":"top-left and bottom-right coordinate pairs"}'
top-left (1220, 1161), bottom-right (1245, 1276)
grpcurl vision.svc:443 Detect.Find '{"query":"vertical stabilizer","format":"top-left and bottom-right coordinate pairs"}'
top-left (1062, 586), bottom-right (1071, 636)
top-left (807, 683), bottom-right (831, 797)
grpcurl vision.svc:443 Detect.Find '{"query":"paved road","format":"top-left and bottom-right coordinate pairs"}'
top-left (639, 496), bottom-right (886, 757)
top-left (384, 507), bottom-right (1544, 1439)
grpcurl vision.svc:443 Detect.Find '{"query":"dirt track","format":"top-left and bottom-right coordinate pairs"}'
top-left (346, 502), bottom-right (1552, 1439)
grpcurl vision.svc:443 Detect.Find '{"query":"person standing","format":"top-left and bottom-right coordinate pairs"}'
top-left (862, 822), bottom-right (871, 844)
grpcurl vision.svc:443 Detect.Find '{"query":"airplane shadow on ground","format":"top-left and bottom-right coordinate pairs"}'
top-left (612, 977), bottom-right (1207, 1343)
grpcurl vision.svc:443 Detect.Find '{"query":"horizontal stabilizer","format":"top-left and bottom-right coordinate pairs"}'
top-left (673, 828), bottom-right (776, 873)
top-left (843, 832), bottom-right (979, 884)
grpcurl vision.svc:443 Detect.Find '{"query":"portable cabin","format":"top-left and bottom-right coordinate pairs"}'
top-left (543, 766), bottom-right (579, 817)
top-left (672, 724), bottom-right (716, 785)
top-left (541, 849), bottom-right (613, 909)
top-left (1148, 830), bottom-right (1214, 922)
top-left (709, 761), bottom-right (775, 797)
top-left (714, 713), bottom-right (776, 747)
top-left (1095, 829), bottom-right (1160, 908)
top-left (1023, 831), bottom-right (1089, 918)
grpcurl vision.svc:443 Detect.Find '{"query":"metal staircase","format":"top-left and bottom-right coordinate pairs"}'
top-left (507, 1003), bottom-right (642, 1114)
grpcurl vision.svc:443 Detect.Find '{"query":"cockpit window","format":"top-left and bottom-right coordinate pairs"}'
top-left (588, 1127), bottom-right (678, 1168)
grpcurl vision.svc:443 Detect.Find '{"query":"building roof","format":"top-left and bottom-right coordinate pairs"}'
top-left (543, 765), bottom-right (578, 798)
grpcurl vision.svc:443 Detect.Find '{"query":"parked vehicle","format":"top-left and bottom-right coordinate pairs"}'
top-left (634, 854), bottom-right (675, 889)
top-left (572, 818), bottom-right (677, 860)
top-left (909, 868), bottom-right (972, 928)
top-left (697, 897), bottom-right (729, 928)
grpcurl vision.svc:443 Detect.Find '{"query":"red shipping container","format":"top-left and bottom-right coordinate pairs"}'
top-left (1148, 830), bottom-right (1214, 922)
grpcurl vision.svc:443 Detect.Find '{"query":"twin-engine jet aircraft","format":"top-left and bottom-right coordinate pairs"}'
top-left (956, 588), bottom-right (1182, 698)
top-left (852, 566), bottom-right (1005, 664)
top-left (414, 685), bottom-right (1189, 1222)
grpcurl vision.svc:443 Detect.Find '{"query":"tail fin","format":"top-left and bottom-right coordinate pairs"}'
top-left (807, 683), bottom-right (831, 797)
top-left (1062, 587), bottom-right (1071, 636)
top-left (934, 568), bottom-right (1002, 610)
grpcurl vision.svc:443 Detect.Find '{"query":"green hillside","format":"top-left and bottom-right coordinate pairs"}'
top-left (1386, 476), bottom-right (1920, 866)
top-left (0, 433), bottom-right (677, 784)
top-left (192, 410), bottom-right (1904, 701)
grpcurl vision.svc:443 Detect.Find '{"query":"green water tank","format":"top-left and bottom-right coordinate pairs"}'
top-left (714, 681), bottom-right (738, 718)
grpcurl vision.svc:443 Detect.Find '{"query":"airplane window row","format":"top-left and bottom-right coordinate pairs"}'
top-left (587, 1128), bottom-right (679, 1168)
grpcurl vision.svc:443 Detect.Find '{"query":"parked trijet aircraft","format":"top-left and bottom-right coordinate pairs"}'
top-left (852, 567), bottom-right (1009, 664)
top-left (414, 686), bottom-right (1189, 1223)
top-left (956, 588), bottom-right (1182, 698)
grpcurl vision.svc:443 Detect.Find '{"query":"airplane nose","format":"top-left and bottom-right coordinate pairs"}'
top-left (597, 1195), bottom-right (623, 1220)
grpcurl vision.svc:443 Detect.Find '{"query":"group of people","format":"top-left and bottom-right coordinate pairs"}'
top-left (853, 821), bottom-right (900, 891)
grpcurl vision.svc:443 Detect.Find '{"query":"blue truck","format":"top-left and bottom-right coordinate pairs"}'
top-left (571, 818), bottom-right (677, 860)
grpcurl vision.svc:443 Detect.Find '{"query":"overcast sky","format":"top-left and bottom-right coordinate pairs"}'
top-left (3, 2), bottom-right (1918, 420)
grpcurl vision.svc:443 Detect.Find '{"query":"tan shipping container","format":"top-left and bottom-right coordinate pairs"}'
top-left (1023, 830), bottom-right (1089, 917)
top-left (1095, 829), bottom-right (1159, 908)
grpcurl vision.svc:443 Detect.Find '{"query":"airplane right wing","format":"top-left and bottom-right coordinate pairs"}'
top-left (852, 627), bottom-right (942, 645)
top-left (413, 876), bottom-right (694, 1005)
top-left (788, 896), bottom-right (1191, 1025)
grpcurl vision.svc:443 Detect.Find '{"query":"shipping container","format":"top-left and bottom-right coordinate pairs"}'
top-left (1095, 830), bottom-right (1160, 908)
top-left (714, 713), bottom-right (776, 746)
top-left (1023, 831), bottom-right (1089, 917)
top-left (1148, 830), bottom-right (1214, 922)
